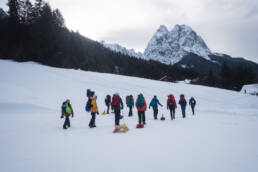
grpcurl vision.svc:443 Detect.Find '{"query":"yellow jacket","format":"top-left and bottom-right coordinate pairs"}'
top-left (90, 97), bottom-right (99, 113)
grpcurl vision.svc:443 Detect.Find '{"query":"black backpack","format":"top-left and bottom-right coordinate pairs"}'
top-left (62, 101), bottom-right (67, 112)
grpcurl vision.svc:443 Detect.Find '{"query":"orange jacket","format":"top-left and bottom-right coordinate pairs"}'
top-left (90, 97), bottom-right (99, 113)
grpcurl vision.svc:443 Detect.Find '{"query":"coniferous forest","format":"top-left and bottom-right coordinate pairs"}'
top-left (0, 0), bottom-right (256, 91)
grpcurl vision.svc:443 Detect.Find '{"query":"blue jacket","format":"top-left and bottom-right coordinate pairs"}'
top-left (149, 97), bottom-right (162, 109)
top-left (128, 102), bottom-right (134, 107)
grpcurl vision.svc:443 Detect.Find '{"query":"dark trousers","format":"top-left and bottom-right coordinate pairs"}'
top-left (138, 111), bottom-right (146, 124)
top-left (169, 106), bottom-right (175, 119)
top-left (153, 108), bottom-right (158, 119)
top-left (114, 108), bottom-right (121, 126)
top-left (89, 112), bottom-right (96, 127)
top-left (107, 105), bottom-right (110, 114)
top-left (191, 105), bottom-right (195, 115)
top-left (63, 116), bottom-right (70, 129)
top-left (181, 106), bottom-right (186, 118)
top-left (129, 106), bottom-right (133, 116)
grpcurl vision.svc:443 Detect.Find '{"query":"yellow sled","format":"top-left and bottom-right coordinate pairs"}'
top-left (113, 124), bottom-right (129, 133)
top-left (102, 111), bottom-right (107, 115)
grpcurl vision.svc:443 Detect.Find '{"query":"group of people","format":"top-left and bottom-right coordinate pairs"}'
top-left (60, 89), bottom-right (197, 129)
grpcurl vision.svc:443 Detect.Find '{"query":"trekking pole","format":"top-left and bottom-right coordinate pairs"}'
top-left (121, 109), bottom-right (126, 125)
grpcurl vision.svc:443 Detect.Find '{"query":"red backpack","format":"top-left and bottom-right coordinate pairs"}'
top-left (168, 95), bottom-right (174, 105)
top-left (112, 95), bottom-right (120, 106)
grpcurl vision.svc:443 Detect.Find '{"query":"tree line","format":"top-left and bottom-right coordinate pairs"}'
top-left (0, 0), bottom-right (255, 91)
top-left (0, 0), bottom-right (198, 81)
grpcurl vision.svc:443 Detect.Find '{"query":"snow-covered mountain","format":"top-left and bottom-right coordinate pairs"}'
top-left (102, 24), bottom-right (212, 65)
top-left (101, 24), bottom-right (258, 79)
top-left (102, 42), bottom-right (144, 59)
top-left (144, 25), bottom-right (212, 65)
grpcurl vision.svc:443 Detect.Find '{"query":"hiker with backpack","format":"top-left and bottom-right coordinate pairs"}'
top-left (126, 95), bottom-right (134, 117)
top-left (178, 94), bottom-right (187, 118)
top-left (167, 94), bottom-right (177, 120)
top-left (88, 94), bottom-right (99, 128)
top-left (111, 93), bottom-right (124, 126)
top-left (105, 95), bottom-right (111, 114)
top-left (189, 97), bottom-right (196, 115)
top-left (136, 94), bottom-right (147, 125)
top-left (149, 95), bottom-right (163, 120)
top-left (61, 99), bottom-right (74, 129)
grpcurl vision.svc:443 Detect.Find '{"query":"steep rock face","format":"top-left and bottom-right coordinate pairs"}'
top-left (144, 25), bottom-right (211, 64)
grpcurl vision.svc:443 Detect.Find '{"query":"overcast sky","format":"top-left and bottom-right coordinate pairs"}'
top-left (1, 0), bottom-right (258, 62)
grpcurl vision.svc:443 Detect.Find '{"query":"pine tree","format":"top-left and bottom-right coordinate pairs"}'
top-left (220, 63), bottom-right (232, 89)
top-left (31, 0), bottom-right (44, 22)
top-left (7, 0), bottom-right (20, 24)
top-left (20, 0), bottom-right (34, 24)
top-left (52, 9), bottom-right (65, 28)
top-left (207, 70), bottom-right (215, 86)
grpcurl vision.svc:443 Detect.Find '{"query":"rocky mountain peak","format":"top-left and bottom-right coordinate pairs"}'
top-left (144, 24), bottom-right (211, 64)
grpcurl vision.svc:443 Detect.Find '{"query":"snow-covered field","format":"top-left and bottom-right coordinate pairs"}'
top-left (0, 60), bottom-right (258, 172)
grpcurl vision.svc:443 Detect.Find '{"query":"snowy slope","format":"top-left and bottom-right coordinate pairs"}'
top-left (102, 42), bottom-right (144, 59)
top-left (241, 84), bottom-right (258, 95)
top-left (0, 60), bottom-right (258, 172)
top-left (144, 25), bottom-right (211, 64)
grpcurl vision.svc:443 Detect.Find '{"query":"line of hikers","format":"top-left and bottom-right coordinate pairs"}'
top-left (60, 89), bottom-right (196, 129)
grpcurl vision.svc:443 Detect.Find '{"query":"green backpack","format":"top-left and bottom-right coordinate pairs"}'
top-left (63, 102), bottom-right (71, 114)
top-left (136, 94), bottom-right (144, 107)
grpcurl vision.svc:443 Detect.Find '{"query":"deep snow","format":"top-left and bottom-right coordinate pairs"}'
top-left (0, 60), bottom-right (258, 172)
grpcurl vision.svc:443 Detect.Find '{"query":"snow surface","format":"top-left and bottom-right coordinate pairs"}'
top-left (1, 60), bottom-right (258, 172)
top-left (240, 84), bottom-right (258, 95)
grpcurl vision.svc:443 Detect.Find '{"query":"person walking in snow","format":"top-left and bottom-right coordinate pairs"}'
top-left (149, 95), bottom-right (163, 119)
top-left (167, 94), bottom-right (177, 120)
top-left (61, 99), bottom-right (74, 129)
top-left (126, 95), bottom-right (134, 117)
top-left (189, 97), bottom-right (196, 115)
top-left (105, 94), bottom-right (111, 114)
top-left (178, 94), bottom-right (187, 118)
top-left (136, 94), bottom-right (147, 124)
top-left (89, 94), bottom-right (99, 128)
top-left (111, 93), bottom-right (124, 126)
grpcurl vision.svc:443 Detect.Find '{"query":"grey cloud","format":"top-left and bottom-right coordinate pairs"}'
top-left (98, 27), bottom-right (158, 52)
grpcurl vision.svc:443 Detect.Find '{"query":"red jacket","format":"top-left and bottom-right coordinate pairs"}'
top-left (167, 95), bottom-right (177, 108)
top-left (136, 99), bottom-right (147, 111)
